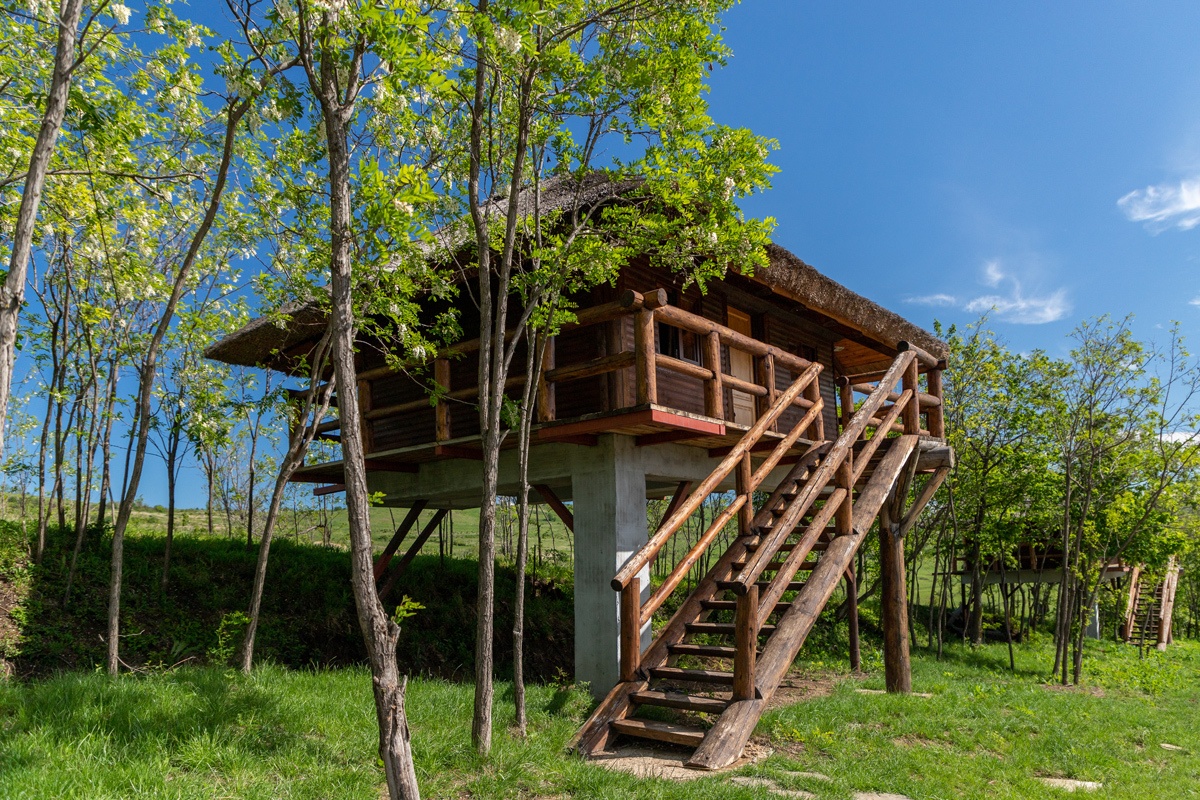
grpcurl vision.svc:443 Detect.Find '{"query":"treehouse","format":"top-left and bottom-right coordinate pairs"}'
top-left (206, 175), bottom-right (954, 769)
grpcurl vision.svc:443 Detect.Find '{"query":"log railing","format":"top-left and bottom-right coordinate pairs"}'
top-left (717, 348), bottom-right (923, 701)
top-left (610, 361), bottom-right (826, 681)
top-left (306, 287), bottom-right (831, 454)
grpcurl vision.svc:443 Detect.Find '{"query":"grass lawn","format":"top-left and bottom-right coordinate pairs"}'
top-left (1, 638), bottom-right (1197, 799)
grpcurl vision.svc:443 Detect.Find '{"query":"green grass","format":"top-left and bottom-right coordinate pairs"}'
top-left (1, 639), bottom-right (1197, 798)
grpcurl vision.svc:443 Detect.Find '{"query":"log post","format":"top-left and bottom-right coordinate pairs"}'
top-left (733, 583), bottom-right (758, 701)
top-left (756, 353), bottom-right (777, 432)
top-left (620, 577), bottom-right (641, 682)
top-left (845, 566), bottom-right (861, 673)
top-left (926, 365), bottom-right (945, 439)
top-left (804, 376), bottom-right (824, 441)
top-left (537, 336), bottom-right (556, 422)
top-left (703, 330), bottom-right (724, 420)
top-left (901, 357), bottom-right (920, 435)
top-left (434, 358), bottom-right (451, 441)
top-left (634, 310), bottom-right (657, 406)
top-left (878, 503), bottom-right (912, 692)
top-left (838, 376), bottom-right (854, 436)
top-left (736, 453), bottom-right (753, 537)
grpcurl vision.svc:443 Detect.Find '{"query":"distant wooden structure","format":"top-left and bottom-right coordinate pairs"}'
top-left (206, 174), bottom-right (954, 770)
top-left (1122, 558), bottom-right (1181, 651)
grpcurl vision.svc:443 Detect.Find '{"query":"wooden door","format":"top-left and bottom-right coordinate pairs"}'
top-left (726, 307), bottom-right (756, 426)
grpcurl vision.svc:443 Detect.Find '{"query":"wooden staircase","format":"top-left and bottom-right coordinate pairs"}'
top-left (1123, 557), bottom-right (1181, 651)
top-left (572, 346), bottom-right (951, 770)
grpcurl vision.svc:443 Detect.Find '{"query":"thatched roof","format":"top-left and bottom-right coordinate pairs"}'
top-left (205, 173), bottom-right (945, 371)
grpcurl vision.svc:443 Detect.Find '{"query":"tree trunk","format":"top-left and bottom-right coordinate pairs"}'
top-left (0, 0), bottom-right (87, 459)
top-left (300, 17), bottom-right (422, 795)
top-left (106, 99), bottom-right (249, 675)
top-left (241, 349), bottom-right (333, 673)
top-left (161, 432), bottom-right (178, 590)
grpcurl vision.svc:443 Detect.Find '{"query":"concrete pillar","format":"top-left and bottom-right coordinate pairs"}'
top-left (571, 435), bottom-right (649, 696)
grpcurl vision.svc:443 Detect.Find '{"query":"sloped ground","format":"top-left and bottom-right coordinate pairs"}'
top-left (0, 640), bottom-right (1197, 798)
top-left (2, 524), bottom-right (573, 682)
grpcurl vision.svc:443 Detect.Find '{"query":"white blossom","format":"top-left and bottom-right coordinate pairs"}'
top-left (723, 176), bottom-right (736, 200)
top-left (495, 27), bottom-right (522, 55)
top-left (110, 3), bottom-right (132, 25)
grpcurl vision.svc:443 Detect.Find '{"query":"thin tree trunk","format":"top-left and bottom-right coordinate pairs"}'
top-left (241, 340), bottom-right (333, 672)
top-left (107, 98), bottom-right (250, 675)
top-left (297, 15), bottom-right (421, 795)
top-left (0, 0), bottom-right (87, 458)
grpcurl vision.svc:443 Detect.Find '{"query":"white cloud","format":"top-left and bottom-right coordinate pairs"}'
top-left (905, 293), bottom-right (958, 307)
top-left (1118, 178), bottom-right (1200, 232)
top-left (982, 260), bottom-right (1004, 287)
top-left (1190, 296), bottom-right (1200, 307)
top-left (903, 261), bottom-right (1070, 325)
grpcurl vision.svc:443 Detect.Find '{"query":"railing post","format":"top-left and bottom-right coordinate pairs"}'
top-left (902, 356), bottom-right (920, 434)
top-left (703, 330), bottom-right (724, 420)
top-left (620, 577), bottom-right (641, 682)
top-left (926, 364), bottom-right (945, 439)
top-left (836, 452), bottom-right (853, 536)
top-left (634, 310), bottom-right (657, 405)
top-left (838, 376), bottom-right (854, 437)
top-left (736, 453), bottom-right (754, 537)
top-left (733, 583), bottom-right (758, 700)
top-left (804, 377), bottom-right (824, 441)
top-left (537, 335), bottom-right (556, 422)
top-left (434, 358), bottom-right (451, 441)
top-left (756, 353), bottom-right (777, 432)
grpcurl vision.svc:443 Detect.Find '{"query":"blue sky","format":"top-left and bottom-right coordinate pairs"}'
top-left (706, 1), bottom-right (1200, 358)
top-left (115, 2), bottom-right (1200, 506)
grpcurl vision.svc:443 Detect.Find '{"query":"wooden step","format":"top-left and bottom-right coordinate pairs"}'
top-left (701, 599), bottom-right (792, 614)
top-left (669, 643), bottom-right (738, 658)
top-left (630, 690), bottom-right (730, 714)
top-left (685, 621), bottom-right (776, 636)
top-left (715, 580), bottom-right (806, 592)
top-left (730, 559), bottom-right (819, 572)
top-left (744, 537), bottom-right (830, 553)
top-left (610, 718), bottom-right (706, 747)
top-left (650, 666), bottom-right (735, 685)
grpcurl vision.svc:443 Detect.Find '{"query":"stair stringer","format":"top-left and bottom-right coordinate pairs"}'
top-left (686, 435), bottom-right (920, 770)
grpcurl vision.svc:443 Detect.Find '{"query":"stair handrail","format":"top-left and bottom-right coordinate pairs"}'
top-left (730, 350), bottom-right (917, 595)
top-left (611, 360), bottom-right (824, 592)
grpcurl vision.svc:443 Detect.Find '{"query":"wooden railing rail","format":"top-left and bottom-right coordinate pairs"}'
top-left (730, 350), bottom-right (917, 597)
top-left (611, 361), bottom-right (823, 592)
top-left (611, 362), bottom-right (824, 681)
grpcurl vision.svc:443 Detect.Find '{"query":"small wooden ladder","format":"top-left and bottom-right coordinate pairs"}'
top-left (573, 348), bottom-right (949, 770)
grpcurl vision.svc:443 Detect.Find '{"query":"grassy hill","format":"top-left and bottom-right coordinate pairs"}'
top-left (0, 520), bottom-right (573, 682)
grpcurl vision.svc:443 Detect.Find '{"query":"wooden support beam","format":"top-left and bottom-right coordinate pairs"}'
top-left (533, 484), bottom-right (574, 533)
top-left (661, 481), bottom-right (692, 523)
top-left (313, 483), bottom-right (345, 497)
top-left (879, 502), bottom-right (912, 693)
top-left (373, 501), bottom-right (428, 581)
top-left (379, 508), bottom-right (449, 600)
top-left (846, 566), bottom-right (861, 672)
top-left (733, 584), bottom-right (758, 701)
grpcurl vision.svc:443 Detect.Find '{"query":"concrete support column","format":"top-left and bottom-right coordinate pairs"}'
top-left (571, 435), bottom-right (648, 696)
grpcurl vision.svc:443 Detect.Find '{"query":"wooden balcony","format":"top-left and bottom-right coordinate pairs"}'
top-left (292, 288), bottom-right (946, 486)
